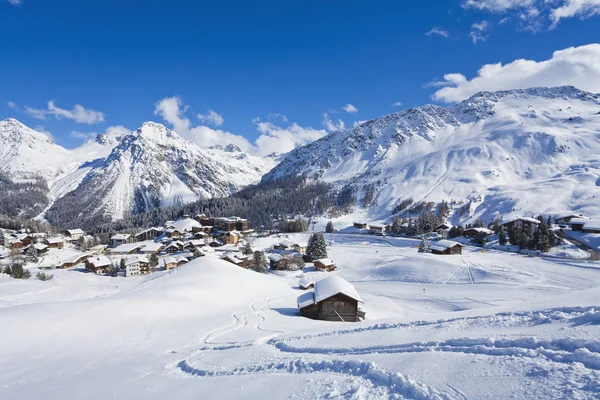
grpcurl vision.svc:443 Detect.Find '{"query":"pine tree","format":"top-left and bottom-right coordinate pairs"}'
top-left (119, 258), bottom-right (126, 270)
top-left (305, 232), bottom-right (327, 262)
top-left (418, 239), bottom-right (430, 253)
top-left (498, 227), bottom-right (507, 245)
top-left (107, 263), bottom-right (119, 277)
top-left (243, 242), bottom-right (253, 255)
top-left (149, 253), bottom-right (159, 269)
top-left (508, 226), bottom-right (522, 246)
top-left (25, 245), bottom-right (38, 263)
top-left (325, 221), bottom-right (334, 233)
top-left (10, 264), bottom-right (31, 280)
top-left (251, 251), bottom-right (268, 273)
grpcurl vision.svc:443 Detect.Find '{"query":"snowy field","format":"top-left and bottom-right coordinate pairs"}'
top-left (1, 233), bottom-right (600, 399)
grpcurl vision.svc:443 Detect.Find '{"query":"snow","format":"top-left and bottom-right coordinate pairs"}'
top-left (313, 275), bottom-right (363, 303)
top-left (429, 239), bottom-right (462, 252)
top-left (88, 255), bottom-right (111, 268)
top-left (169, 218), bottom-right (201, 232)
top-left (110, 242), bottom-right (144, 254)
top-left (110, 233), bottom-right (131, 241)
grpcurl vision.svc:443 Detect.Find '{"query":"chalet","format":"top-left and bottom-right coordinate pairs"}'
top-left (31, 233), bottom-right (47, 243)
top-left (268, 253), bottom-right (285, 270)
top-left (184, 240), bottom-right (205, 252)
top-left (64, 229), bottom-right (85, 241)
top-left (369, 225), bottom-right (386, 235)
top-left (110, 243), bottom-right (145, 255)
top-left (435, 223), bottom-right (453, 232)
top-left (9, 240), bottom-right (24, 250)
top-left (463, 227), bottom-right (494, 239)
top-left (89, 244), bottom-right (108, 255)
top-left (353, 222), bottom-right (368, 229)
top-left (582, 220), bottom-right (600, 234)
top-left (110, 234), bottom-right (132, 247)
top-left (274, 239), bottom-right (306, 254)
top-left (220, 252), bottom-right (249, 268)
top-left (208, 239), bottom-right (224, 248)
top-left (298, 277), bottom-right (314, 290)
top-left (193, 231), bottom-right (208, 240)
top-left (555, 213), bottom-right (585, 225)
top-left (176, 257), bottom-right (189, 266)
top-left (139, 257), bottom-right (151, 274)
top-left (165, 241), bottom-right (184, 253)
top-left (223, 231), bottom-right (241, 245)
top-left (33, 242), bottom-right (49, 255)
top-left (164, 257), bottom-right (178, 270)
top-left (430, 240), bottom-right (463, 255)
top-left (297, 276), bottom-right (364, 322)
top-left (570, 218), bottom-right (590, 232)
top-left (15, 233), bottom-right (32, 245)
top-left (134, 227), bottom-right (163, 242)
top-left (139, 242), bottom-right (164, 255)
top-left (46, 237), bottom-right (64, 249)
top-left (165, 228), bottom-right (183, 239)
top-left (500, 217), bottom-right (540, 233)
top-left (85, 256), bottom-right (111, 274)
top-left (314, 258), bottom-right (336, 272)
top-left (123, 258), bottom-right (142, 277)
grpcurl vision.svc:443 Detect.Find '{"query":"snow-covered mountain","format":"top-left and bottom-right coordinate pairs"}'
top-left (0, 119), bottom-right (273, 224)
top-left (264, 86), bottom-right (600, 223)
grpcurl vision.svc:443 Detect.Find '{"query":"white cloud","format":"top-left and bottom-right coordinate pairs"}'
top-left (254, 120), bottom-right (327, 156)
top-left (463, 0), bottom-right (600, 28)
top-left (7, 101), bottom-right (19, 111)
top-left (426, 27), bottom-right (450, 38)
top-left (197, 109), bottom-right (224, 127)
top-left (322, 112), bottom-right (346, 132)
top-left (24, 100), bottom-right (105, 124)
top-left (7, 0), bottom-right (22, 5)
top-left (469, 21), bottom-right (490, 43)
top-left (70, 125), bottom-right (131, 142)
top-left (343, 104), bottom-right (359, 113)
top-left (431, 43), bottom-right (600, 103)
top-left (71, 131), bottom-right (97, 141)
top-left (267, 113), bottom-right (288, 122)
top-left (392, 101), bottom-right (403, 107)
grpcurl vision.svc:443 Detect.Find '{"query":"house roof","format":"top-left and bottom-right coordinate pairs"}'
top-left (436, 223), bottom-right (453, 229)
top-left (221, 252), bottom-right (245, 264)
top-left (297, 292), bottom-right (315, 309)
top-left (66, 229), bottom-right (84, 235)
top-left (570, 217), bottom-right (591, 225)
top-left (176, 256), bottom-right (189, 263)
top-left (89, 256), bottom-right (111, 268)
top-left (298, 277), bottom-right (314, 289)
top-left (268, 253), bottom-right (283, 262)
top-left (583, 220), bottom-right (600, 230)
top-left (111, 243), bottom-right (144, 254)
top-left (111, 233), bottom-right (131, 241)
top-left (556, 213), bottom-right (585, 220)
top-left (170, 218), bottom-right (201, 232)
top-left (33, 243), bottom-right (48, 251)
top-left (314, 276), bottom-right (363, 304)
top-left (164, 256), bottom-right (177, 264)
top-left (464, 227), bottom-right (494, 235)
top-left (124, 255), bottom-right (148, 266)
top-left (314, 258), bottom-right (335, 266)
top-left (46, 237), bottom-right (64, 244)
top-left (502, 217), bottom-right (540, 225)
top-left (430, 239), bottom-right (463, 252)
top-left (139, 242), bottom-right (163, 252)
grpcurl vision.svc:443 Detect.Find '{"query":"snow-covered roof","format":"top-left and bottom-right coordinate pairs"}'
top-left (436, 222), bottom-right (453, 229)
top-left (555, 213), bottom-right (585, 220)
top-left (46, 237), bottom-right (64, 244)
top-left (111, 233), bottom-right (131, 241)
top-left (502, 217), bottom-right (540, 225)
top-left (111, 243), bottom-right (144, 254)
top-left (170, 218), bottom-right (201, 232)
top-left (298, 277), bottom-right (314, 289)
top-left (164, 256), bottom-right (177, 264)
top-left (464, 227), bottom-right (494, 235)
top-left (33, 243), bottom-right (48, 251)
top-left (570, 217), bottom-right (591, 225)
top-left (15, 233), bottom-right (30, 240)
top-left (297, 292), bottom-right (315, 309)
top-left (314, 258), bottom-right (335, 266)
top-left (176, 257), bottom-right (189, 263)
top-left (187, 240), bottom-right (205, 247)
top-left (583, 220), bottom-right (600, 230)
top-left (314, 276), bottom-right (363, 304)
top-left (430, 239), bottom-right (463, 252)
top-left (89, 256), bottom-right (111, 268)
top-left (124, 256), bottom-right (148, 266)
top-left (66, 229), bottom-right (84, 235)
top-left (268, 253), bottom-right (283, 262)
top-left (139, 242), bottom-right (163, 252)
top-left (221, 252), bottom-right (245, 264)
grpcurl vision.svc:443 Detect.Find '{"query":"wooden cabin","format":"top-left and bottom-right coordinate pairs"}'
top-left (297, 276), bottom-right (364, 322)
top-left (555, 213), bottom-right (585, 225)
top-left (64, 229), bottom-right (85, 241)
top-left (85, 256), bottom-right (111, 274)
top-left (500, 217), bottom-right (540, 233)
top-left (110, 234), bottom-right (133, 248)
top-left (569, 218), bottom-right (588, 231)
top-left (298, 278), bottom-right (314, 290)
top-left (353, 222), bottom-right (368, 229)
top-left (46, 237), bottom-right (65, 249)
top-left (430, 240), bottom-right (463, 255)
top-left (33, 243), bottom-right (49, 255)
top-left (463, 227), bottom-right (494, 239)
top-left (163, 257), bottom-right (178, 270)
top-left (369, 225), bottom-right (386, 235)
top-left (220, 253), bottom-right (248, 268)
top-left (236, 219), bottom-right (250, 231)
top-left (314, 258), bottom-right (336, 271)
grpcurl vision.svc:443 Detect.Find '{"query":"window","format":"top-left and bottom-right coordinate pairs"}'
top-left (333, 301), bottom-right (345, 312)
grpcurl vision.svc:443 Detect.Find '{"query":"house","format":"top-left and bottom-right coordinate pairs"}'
top-left (298, 277), bottom-right (314, 290)
top-left (110, 234), bottom-right (132, 247)
top-left (89, 244), bottom-right (108, 254)
top-left (139, 242), bottom-right (164, 254)
top-left (193, 231), bottom-right (208, 240)
top-left (183, 240), bottom-right (205, 252)
top-left (85, 256), bottom-right (111, 274)
top-left (170, 218), bottom-right (202, 234)
top-left (31, 233), bottom-right (47, 243)
top-left (582, 220), bottom-right (600, 234)
top-left (15, 233), bottom-right (32, 245)
top-left (297, 276), bottom-right (364, 322)
top-left (353, 222), bottom-right (368, 229)
top-left (134, 227), bottom-right (163, 242)
top-left (463, 227), bottom-right (494, 239)
top-left (435, 222), bottom-right (453, 232)
top-left (220, 252), bottom-right (249, 268)
top-left (430, 240), bottom-right (463, 255)
top-left (9, 240), bottom-right (24, 250)
top-left (64, 229), bottom-right (85, 241)
top-left (223, 231), bottom-right (241, 245)
top-left (176, 256), bottom-right (189, 266)
top-left (33, 242), bottom-right (49, 255)
top-left (123, 258), bottom-right (142, 277)
top-left (570, 217), bottom-right (591, 232)
top-left (164, 257), bottom-right (178, 270)
top-left (268, 253), bottom-right (285, 270)
top-left (214, 217), bottom-right (237, 232)
top-left (236, 218), bottom-right (250, 231)
top-left (165, 241), bottom-right (184, 253)
top-left (500, 217), bottom-right (540, 233)
top-left (208, 239), bottom-right (224, 248)
top-left (314, 258), bottom-right (336, 272)
top-left (555, 213), bottom-right (585, 225)
top-left (274, 239), bottom-right (306, 254)
top-left (369, 225), bottom-right (386, 235)
top-left (110, 243), bottom-right (145, 255)
top-left (46, 237), bottom-right (64, 249)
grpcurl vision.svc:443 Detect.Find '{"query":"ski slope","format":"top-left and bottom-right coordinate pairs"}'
top-left (1, 234), bottom-right (600, 399)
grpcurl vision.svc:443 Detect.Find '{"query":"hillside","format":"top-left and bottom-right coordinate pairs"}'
top-left (264, 86), bottom-right (600, 224)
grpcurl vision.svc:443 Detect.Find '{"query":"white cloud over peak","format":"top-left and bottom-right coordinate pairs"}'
top-left (392, 101), bottom-right (403, 107)
top-left (197, 109), bottom-right (224, 127)
top-left (431, 43), bottom-right (600, 103)
top-left (24, 101), bottom-right (105, 124)
top-left (7, 101), bottom-right (19, 111)
top-left (322, 112), bottom-right (346, 132)
top-left (343, 104), bottom-right (359, 113)
top-left (254, 120), bottom-right (327, 156)
top-left (426, 27), bottom-right (450, 38)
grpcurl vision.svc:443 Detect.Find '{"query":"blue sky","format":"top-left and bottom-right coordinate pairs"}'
top-left (1, 0), bottom-right (600, 154)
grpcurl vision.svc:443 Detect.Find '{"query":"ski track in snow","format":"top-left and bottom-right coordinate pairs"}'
top-left (172, 301), bottom-right (600, 399)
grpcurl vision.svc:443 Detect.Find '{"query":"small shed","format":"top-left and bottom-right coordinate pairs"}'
top-left (46, 237), bottom-right (65, 249)
top-left (297, 276), bottom-right (364, 322)
top-left (430, 240), bottom-right (463, 255)
top-left (353, 222), bottom-right (368, 229)
top-left (314, 258), bottom-right (336, 272)
top-left (85, 256), bottom-right (111, 274)
top-left (298, 277), bottom-right (314, 290)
